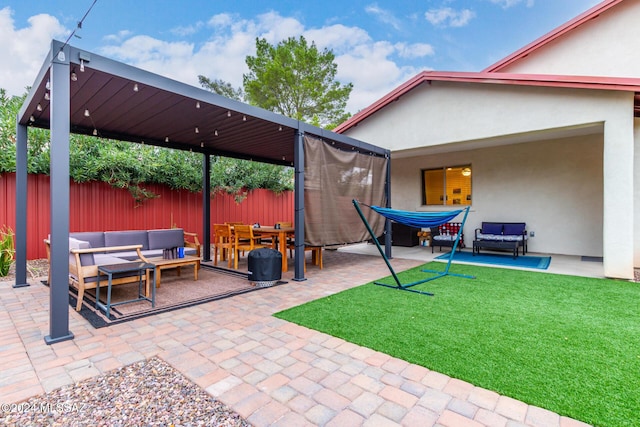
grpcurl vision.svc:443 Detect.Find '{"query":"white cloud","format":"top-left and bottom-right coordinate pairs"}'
top-left (394, 42), bottom-right (434, 59)
top-left (425, 7), bottom-right (476, 28)
top-left (0, 7), bottom-right (68, 96)
top-left (2, 7), bottom-right (424, 113)
top-left (488, 0), bottom-right (535, 8)
top-left (365, 3), bottom-right (403, 31)
top-left (98, 11), bottom-right (419, 113)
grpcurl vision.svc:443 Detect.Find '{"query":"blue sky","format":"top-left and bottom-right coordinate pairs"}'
top-left (1, 0), bottom-right (602, 113)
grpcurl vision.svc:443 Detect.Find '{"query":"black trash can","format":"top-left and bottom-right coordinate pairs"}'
top-left (247, 248), bottom-right (282, 287)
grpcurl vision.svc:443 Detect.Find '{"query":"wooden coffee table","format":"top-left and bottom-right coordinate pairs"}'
top-left (148, 255), bottom-right (200, 287)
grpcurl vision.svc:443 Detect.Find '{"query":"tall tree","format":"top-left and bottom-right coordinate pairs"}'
top-left (197, 76), bottom-right (244, 101)
top-left (243, 36), bottom-right (352, 129)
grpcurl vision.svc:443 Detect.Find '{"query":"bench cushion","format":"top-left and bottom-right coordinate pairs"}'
top-left (105, 230), bottom-right (149, 250)
top-left (481, 223), bottom-right (503, 235)
top-left (69, 238), bottom-right (94, 266)
top-left (503, 223), bottom-right (526, 235)
top-left (148, 228), bottom-right (184, 250)
top-left (70, 232), bottom-right (105, 250)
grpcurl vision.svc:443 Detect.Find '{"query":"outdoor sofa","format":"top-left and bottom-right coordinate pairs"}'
top-left (45, 228), bottom-right (200, 311)
top-left (473, 222), bottom-right (527, 258)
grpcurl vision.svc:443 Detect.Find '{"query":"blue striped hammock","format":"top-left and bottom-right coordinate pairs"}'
top-left (353, 200), bottom-right (474, 295)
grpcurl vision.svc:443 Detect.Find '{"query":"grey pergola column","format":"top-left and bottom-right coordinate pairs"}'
top-left (293, 130), bottom-right (305, 281)
top-left (45, 41), bottom-right (74, 344)
top-left (14, 120), bottom-right (28, 288)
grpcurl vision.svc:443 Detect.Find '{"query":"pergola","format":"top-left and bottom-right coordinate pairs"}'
top-left (15, 40), bottom-right (390, 344)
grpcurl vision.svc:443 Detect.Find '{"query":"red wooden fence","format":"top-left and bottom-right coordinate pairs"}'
top-left (0, 173), bottom-right (294, 260)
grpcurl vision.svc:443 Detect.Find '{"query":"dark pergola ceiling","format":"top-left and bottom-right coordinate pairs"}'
top-left (19, 41), bottom-right (387, 166)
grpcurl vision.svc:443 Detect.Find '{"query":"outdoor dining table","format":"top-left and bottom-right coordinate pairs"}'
top-left (253, 226), bottom-right (295, 272)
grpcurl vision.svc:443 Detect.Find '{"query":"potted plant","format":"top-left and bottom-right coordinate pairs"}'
top-left (0, 226), bottom-right (15, 277)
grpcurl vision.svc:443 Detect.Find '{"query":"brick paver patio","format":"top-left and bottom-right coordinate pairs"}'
top-left (0, 250), bottom-right (591, 426)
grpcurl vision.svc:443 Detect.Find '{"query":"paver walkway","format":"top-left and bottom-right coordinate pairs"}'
top-left (0, 250), bottom-right (591, 426)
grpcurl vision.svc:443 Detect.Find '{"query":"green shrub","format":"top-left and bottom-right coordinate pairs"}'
top-left (0, 226), bottom-right (15, 276)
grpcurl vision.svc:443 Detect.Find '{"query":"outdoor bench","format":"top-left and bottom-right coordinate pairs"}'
top-left (473, 222), bottom-right (527, 258)
top-left (45, 228), bottom-right (200, 311)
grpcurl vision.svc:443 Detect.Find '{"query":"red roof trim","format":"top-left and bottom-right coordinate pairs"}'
top-left (483, 0), bottom-right (624, 72)
top-left (334, 70), bottom-right (640, 133)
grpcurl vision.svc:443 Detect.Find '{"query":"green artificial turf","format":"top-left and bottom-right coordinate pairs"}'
top-left (275, 263), bottom-right (640, 427)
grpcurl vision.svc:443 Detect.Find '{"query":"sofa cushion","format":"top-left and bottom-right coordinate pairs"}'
top-left (148, 228), bottom-right (184, 250)
top-left (481, 223), bottom-right (503, 235)
top-left (69, 238), bottom-right (95, 266)
top-left (104, 230), bottom-right (149, 250)
top-left (503, 223), bottom-right (526, 236)
top-left (70, 232), bottom-right (105, 249)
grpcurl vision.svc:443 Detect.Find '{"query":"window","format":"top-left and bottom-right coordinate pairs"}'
top-left (422, 165), bottom-right (472, 206)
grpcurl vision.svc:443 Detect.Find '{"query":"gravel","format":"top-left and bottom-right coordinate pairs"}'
top-left (0, 357), bottom-right (251, 427)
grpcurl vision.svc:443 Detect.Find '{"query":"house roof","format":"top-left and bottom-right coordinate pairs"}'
top-left (483, 0), bottom-right (624, 72)
top-left (19, 40), bottom-right (387, 167)
top-left (333, 70), bottom-right (640, 134)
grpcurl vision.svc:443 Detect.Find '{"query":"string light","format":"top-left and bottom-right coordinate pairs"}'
top-left (195, 127), bottom-right (199, 133)
top-left (70, 71), bottom-right (78, 81)
top-left (84, 109), bottom-right (90, 117)
top-left (44, 92), bottom-right (50, 100)
top-left (36, 104), bottom-right (43, 111)
top-left (133, 83), bottom-right (139, 92)
top-left (214, 129), bottom-right (218, 136)
top-left (165, 137), bottom-right (169, 143)
top-left (243, 115), bottom-right (247, 121)
top-left (92, 128), bottom-right (98, 136)
top-left (227, 111), bottom-right (231, 117)
top-left (196, 101), bottom-right (200, 109)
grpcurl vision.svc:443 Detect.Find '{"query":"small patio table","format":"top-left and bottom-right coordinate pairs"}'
top-left (95, 262), bottom-right (156, 318)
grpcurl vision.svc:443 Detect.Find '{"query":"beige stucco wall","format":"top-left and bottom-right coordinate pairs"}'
top-left (390, 136), bottom-right (603, 257)
top-left (346, 82), bottom-right (630, 152)
top-left (343, 81), bottom-right (635, 278)
top-left (495, 1), bottom-right (640, 78)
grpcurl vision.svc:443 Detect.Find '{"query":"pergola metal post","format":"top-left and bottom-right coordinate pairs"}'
top-left (13, 120), bottom-right (29, 288)
top-left (202, 153), bottom-right (211, 262)
top-left (45, 41), bottom-right (74, 345)
top-left (293, 130), bottom-right (305, 281)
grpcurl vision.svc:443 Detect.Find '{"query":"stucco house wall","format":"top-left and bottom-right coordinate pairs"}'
top-left (343, 81), bottom-right (634, 276)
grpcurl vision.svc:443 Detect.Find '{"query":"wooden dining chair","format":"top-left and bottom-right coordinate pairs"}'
top-left (213, 223), bottom-right (234, 268)
top-left (233, 224), bottom-right (267, 269)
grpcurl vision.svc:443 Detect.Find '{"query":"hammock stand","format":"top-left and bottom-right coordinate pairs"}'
top-left (353, 199), bottom-right (474, 295)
